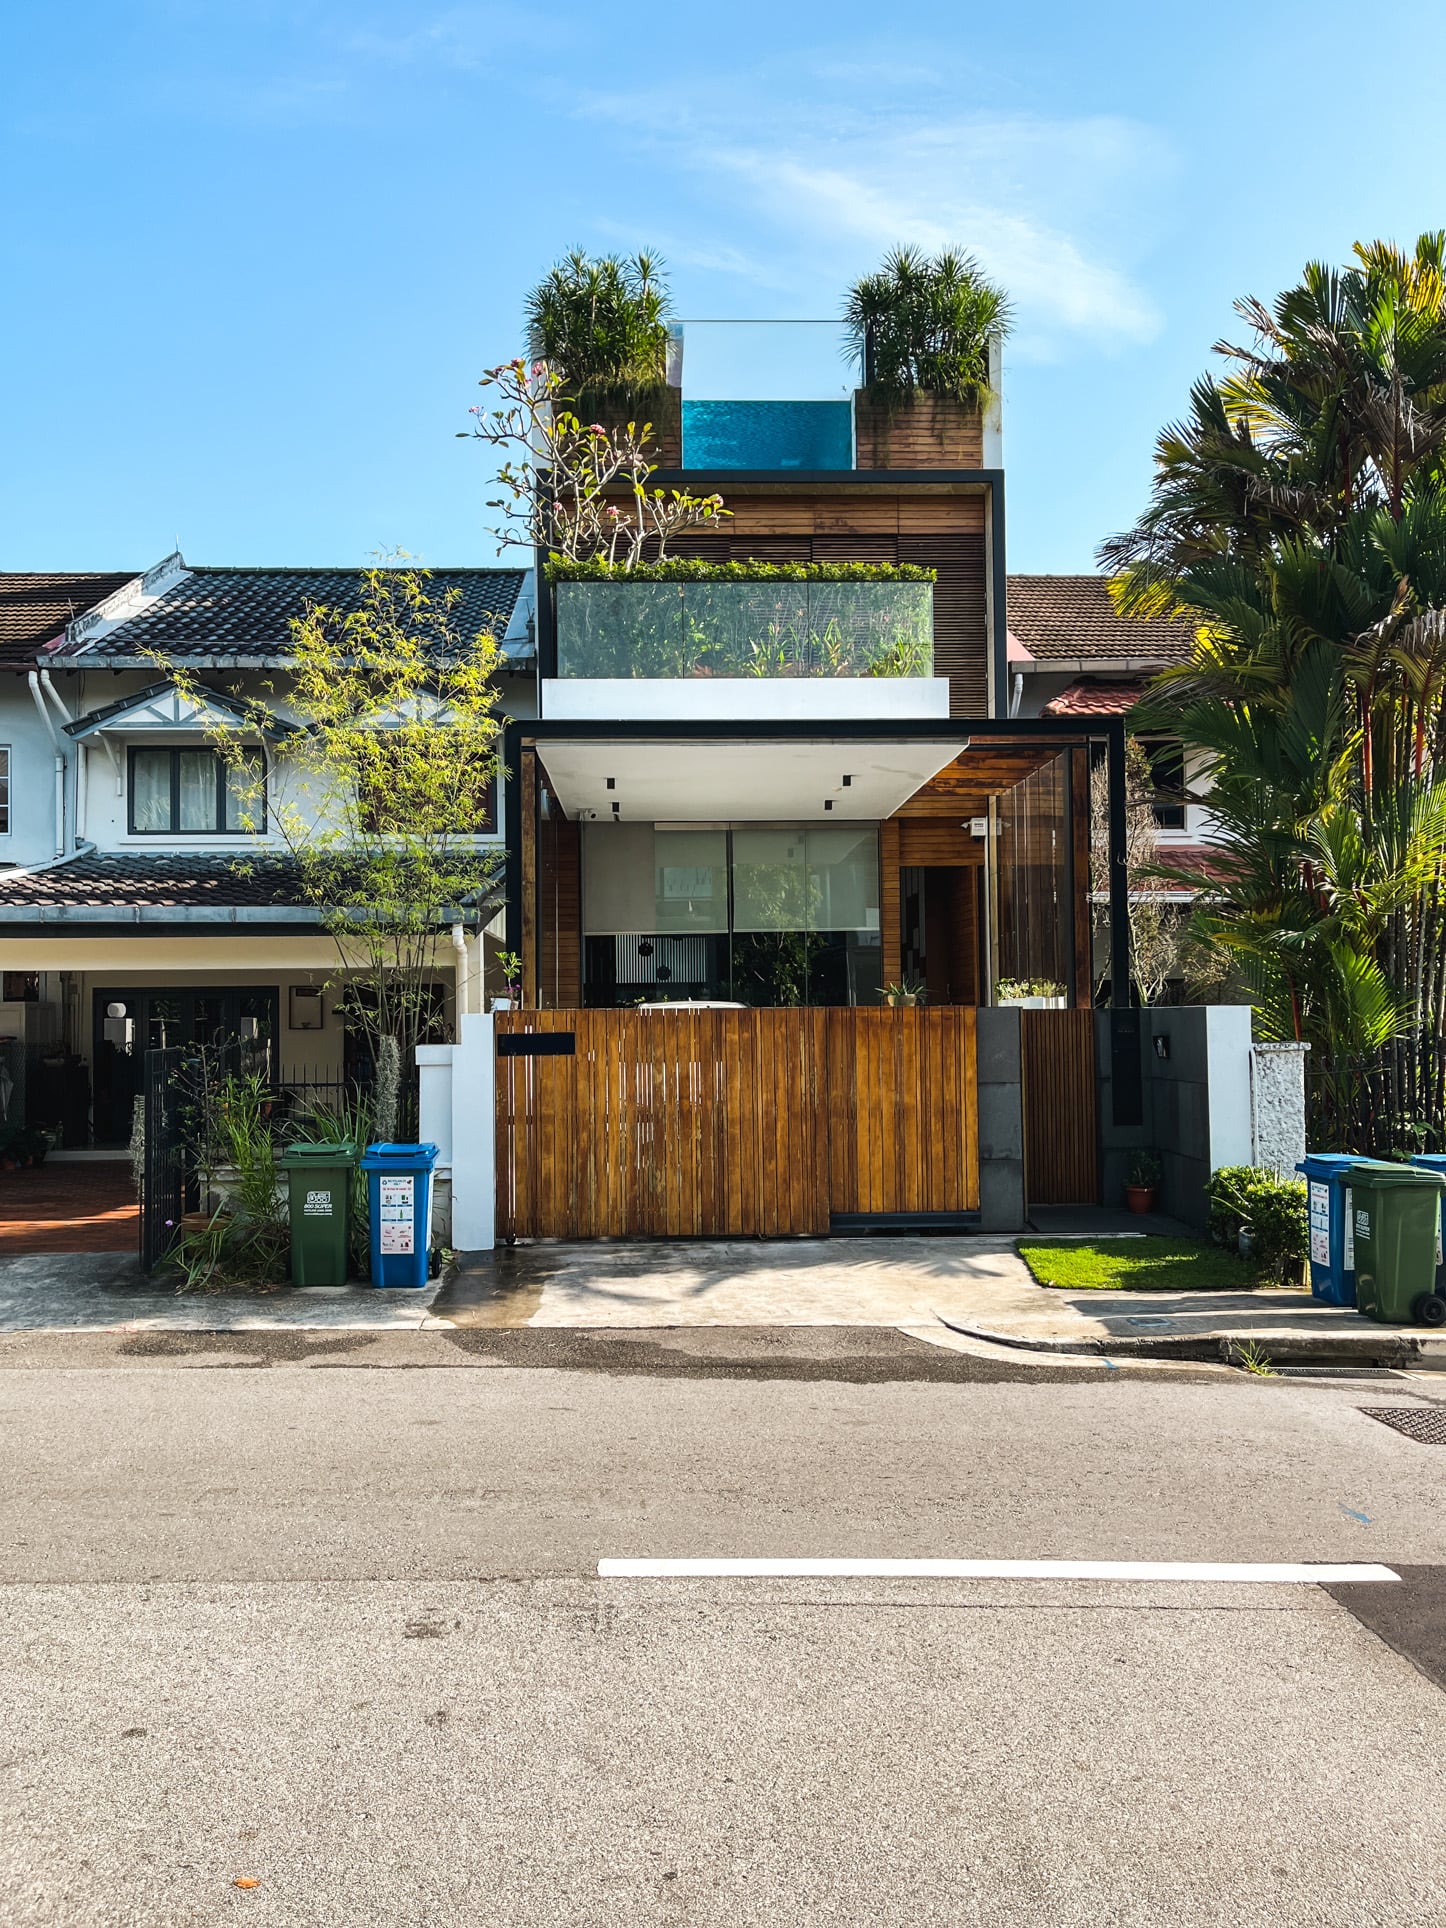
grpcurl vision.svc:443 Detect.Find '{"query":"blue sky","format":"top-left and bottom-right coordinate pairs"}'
top-left (7, 0), bottom-right (1446, 575)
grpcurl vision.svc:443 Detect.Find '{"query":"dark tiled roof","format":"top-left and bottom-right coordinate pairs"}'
top-left (1042, 679), bottom-right (1144, 718)
top-left (0, 572), bottom-right (137, 667)
top-left (0, 850), bottom-right (505, 915)
top-left (0, 852), bottom-right (315, 910)
top-left (1008, 575), bottom-right (1194, 663)
top-left (73, 566), bottom-right (527, 663)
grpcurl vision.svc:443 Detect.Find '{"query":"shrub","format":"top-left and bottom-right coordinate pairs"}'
top-left (545, 557), bottom-right (935, 584)
top-left (1206, 1165), bottom-right (1308, 1281)
top-left (844, 246), bottom-right (1011, 406)
top-left (525, 249), bottom-right (672, 398)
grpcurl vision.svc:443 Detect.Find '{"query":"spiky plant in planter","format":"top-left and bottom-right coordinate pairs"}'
top-left (525, 249), bottom-right (679, 461)
top-left (845, 247), bottom-right (1010, 466)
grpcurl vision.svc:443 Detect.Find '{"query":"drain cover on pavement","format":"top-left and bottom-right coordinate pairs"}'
top-left (1360, 1407), bottom-right (1446, 1444)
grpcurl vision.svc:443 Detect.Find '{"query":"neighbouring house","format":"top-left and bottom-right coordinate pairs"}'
top-left (1005, 573), bottom-right (1226, 1000)
top-left (0, 559), bottom-right (528, 1147)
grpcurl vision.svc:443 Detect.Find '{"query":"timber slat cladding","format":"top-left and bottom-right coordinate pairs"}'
top-left (495, 1007), bottom-right (978, 1237)
top-left (1020, 1008), bottom-right (1099, 1205)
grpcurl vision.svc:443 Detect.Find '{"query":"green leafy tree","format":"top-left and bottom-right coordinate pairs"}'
top-left (157, 568), bottom-right (504, 1083)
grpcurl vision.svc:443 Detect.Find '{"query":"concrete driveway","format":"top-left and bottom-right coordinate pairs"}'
top-left (435, 1237), bottom-right (1032, 1328)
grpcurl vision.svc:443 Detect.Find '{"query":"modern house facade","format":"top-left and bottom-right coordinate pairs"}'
top-left (483, 335), bottom-right (1139, 1239)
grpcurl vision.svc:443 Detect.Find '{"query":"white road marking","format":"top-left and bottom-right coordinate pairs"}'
top-left (597, 1558), bottom-right (1401, 1583)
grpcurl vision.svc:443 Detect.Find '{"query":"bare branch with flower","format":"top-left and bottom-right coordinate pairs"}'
top-left (460, 358), bottom-right (728, 567)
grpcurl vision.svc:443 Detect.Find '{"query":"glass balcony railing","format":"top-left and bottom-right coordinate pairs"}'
top-left (554, 579), bottom-right (934, 679)
top-left (674, 321), bottom-right (857, 471)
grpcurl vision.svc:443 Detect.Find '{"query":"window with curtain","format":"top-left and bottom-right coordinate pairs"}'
top-left (128, 746), bottom-right (264, 835)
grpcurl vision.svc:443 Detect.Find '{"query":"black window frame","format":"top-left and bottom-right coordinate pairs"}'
top-left (1137, 733), bottom-right (1187, 832)
top-left (0, 745), bottom-right (9, 835)
top-left (127, 744), bottom-right (265, 837)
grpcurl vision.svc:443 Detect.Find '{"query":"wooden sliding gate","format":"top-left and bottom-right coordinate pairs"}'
top-left (495, 1007), bottom-right (979, 1240)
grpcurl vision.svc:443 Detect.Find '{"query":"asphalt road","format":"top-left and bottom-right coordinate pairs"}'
top-left (4, 1330), bottom-right (1446, 1926)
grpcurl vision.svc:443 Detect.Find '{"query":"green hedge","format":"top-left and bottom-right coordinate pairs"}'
top-left (1205, 1165), bottom-right (1308, 1281)
top-left (545, 556), bottom-right (936, 585)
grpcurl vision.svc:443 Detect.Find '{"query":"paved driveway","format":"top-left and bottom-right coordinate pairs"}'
top-left (435, 1237), bottom-right (1033, 1328)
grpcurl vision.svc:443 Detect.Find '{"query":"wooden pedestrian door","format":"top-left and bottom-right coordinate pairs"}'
top-left (495, 1008), bottom-right (979, 1239)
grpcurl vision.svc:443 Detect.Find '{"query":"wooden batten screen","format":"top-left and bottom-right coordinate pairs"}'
top-left (496, 1007), bottom-right (979, 1239)
top-left (825, 1009), bottom-right (978, 1218)
top-left (1020, 1007), bottom-right (1099, 1206)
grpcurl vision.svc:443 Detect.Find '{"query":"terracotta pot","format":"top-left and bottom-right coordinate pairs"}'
top-left (1125, 1184), bottom-right (1157, 1215)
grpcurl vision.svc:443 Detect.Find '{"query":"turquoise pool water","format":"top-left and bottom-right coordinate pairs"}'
top-left (682, 399), bottom-right (853, 470)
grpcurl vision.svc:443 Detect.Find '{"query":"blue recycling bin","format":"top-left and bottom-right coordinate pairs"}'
top-left (360, 1142), bottom-right (439, 1289)
top-left (1297, 1154), bottom-right (1396, 1306)
top-left (1409, 1154), bottom-right (1446, 1296)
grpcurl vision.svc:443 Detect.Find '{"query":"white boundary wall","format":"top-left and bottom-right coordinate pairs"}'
top-left (417, 1012), bottom-right (496, 1252)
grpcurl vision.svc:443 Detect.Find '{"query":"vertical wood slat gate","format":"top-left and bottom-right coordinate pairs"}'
top-left (1020, 1007), bottom-right (1099, 1206)
top-left (495, 1007), bottom-right (979, 1239)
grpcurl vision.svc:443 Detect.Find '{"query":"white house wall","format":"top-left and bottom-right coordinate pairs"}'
top-left (0, 667), bottom-right (520, 863)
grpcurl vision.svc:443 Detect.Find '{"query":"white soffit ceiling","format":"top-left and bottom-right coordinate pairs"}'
top-left (537, 739), bottom-right (966, 821)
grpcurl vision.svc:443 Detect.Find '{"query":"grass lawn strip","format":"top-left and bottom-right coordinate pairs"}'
top-left (1018, 1237), bottom-right (1262, 1292)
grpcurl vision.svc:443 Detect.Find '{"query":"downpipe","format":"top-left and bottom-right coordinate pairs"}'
top-left (27, 672), bottom-right (65, 858)
top-left (451, 922), bottom-right (470, 1018)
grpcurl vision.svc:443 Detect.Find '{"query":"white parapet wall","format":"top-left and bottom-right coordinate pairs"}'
top-left (421, 1012), bottom-right (497, 1252)
top-left (540, 677), bottom-right (953, 723)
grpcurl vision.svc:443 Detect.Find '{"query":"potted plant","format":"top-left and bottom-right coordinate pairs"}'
top-left (881, 980), bottom-right (927, 1008)
top-left (995, 978), bottom-right (1067, 1009)
top-left (492, 950), bottom-right (522, 1012)
top-left (525, 249), bottom-right (680, 465)
top-left (845, 246), bottom-right (1010, 469)
top-left (1126, 1150), bottom-right (1162, 1215)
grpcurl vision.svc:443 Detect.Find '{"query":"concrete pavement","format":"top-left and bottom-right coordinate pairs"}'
top-left (7, 1241), bottom-right (1444, 1370)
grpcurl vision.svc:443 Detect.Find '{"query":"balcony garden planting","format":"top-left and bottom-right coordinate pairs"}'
top-left (525, 249), bottom-right (679, 461)
top-left (845, 246), bottom-right (1010, 467)
top-left (547, 558), bottom-right (936, 680)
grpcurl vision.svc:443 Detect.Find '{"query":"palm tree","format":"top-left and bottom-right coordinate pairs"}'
top-left (1111, 236), bottom-right (1446, 1149)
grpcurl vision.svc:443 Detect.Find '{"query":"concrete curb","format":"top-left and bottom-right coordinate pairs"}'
top-left (936, 1316), bottom-right (1430, 1369)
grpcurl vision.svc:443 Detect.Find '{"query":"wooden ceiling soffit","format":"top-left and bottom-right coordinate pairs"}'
top-left (891, 743), bottom-right (1079, 818)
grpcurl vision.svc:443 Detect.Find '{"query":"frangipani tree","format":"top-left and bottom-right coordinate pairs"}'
top-left (461, 358), bottom-right (728, 567)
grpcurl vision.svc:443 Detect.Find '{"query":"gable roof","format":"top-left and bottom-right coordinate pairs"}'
top-left (66, 565), bottom-right (528, 666)
top-left (0, 572), bottom-right (139, 667)
top-left (1007, 575), bottom-right (1195, 666)
top-left (64, 678), bottom-right (301, 740)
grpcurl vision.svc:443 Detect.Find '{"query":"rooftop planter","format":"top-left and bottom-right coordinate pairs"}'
top-left (845, 246), bottom-right (1009, 470)
top-left (547, 558), bottom-right (936, 680)
top-left (526, 249), bottom-right (681, 466)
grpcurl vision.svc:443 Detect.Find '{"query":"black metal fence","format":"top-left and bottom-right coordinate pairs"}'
top-left (138, 1047), bottom-right (197, 1272)
top-left (136, 1051), bottom-right (415, 1274)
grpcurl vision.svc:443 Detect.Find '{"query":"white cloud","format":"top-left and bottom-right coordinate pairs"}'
top-left (578, 79), bottom-right (1166, 357)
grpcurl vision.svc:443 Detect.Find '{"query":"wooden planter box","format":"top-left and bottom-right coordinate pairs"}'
top-left (852, 389), bottom-right (984, 470)
top-left (568, 384), bottom-right (681, 468)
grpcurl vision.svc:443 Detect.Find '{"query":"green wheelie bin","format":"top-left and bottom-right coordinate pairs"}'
top-left (278, 1141), bottom-right (358, 1286)
top-left (1348, 1163), bottom-right (1446, 1326)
